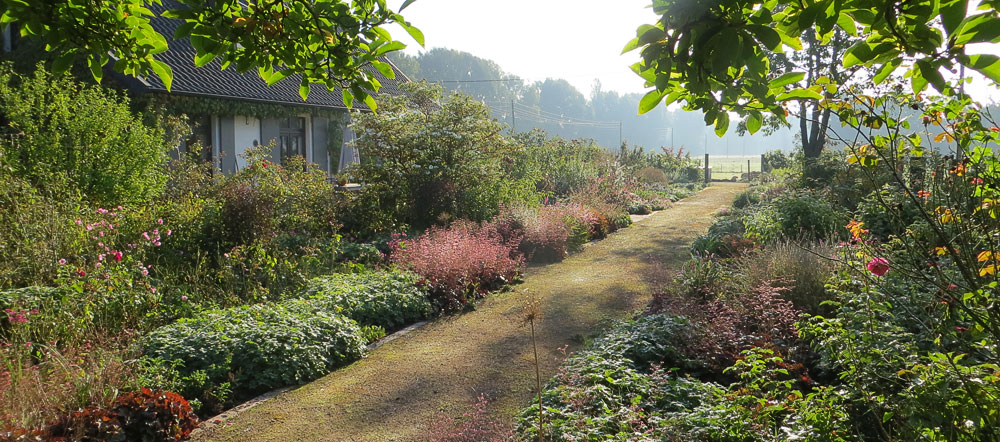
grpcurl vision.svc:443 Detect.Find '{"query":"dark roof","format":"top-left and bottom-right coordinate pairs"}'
top-left (120, 2), bottom-right (409, 110)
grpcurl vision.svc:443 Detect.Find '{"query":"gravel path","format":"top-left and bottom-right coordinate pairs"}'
top-left (193, 182), bottom-right (746, 442)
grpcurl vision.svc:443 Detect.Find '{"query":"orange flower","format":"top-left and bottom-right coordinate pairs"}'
top-left (846, 220), bottom-right (869, 240)
top-left (917, 190), bottom-right (931, 199)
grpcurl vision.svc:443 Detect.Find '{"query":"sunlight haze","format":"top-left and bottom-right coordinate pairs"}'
top-left (387, 0), bottom-right (653, 97)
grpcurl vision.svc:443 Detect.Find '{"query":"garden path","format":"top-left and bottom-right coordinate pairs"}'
top-left (193, 182), bottom-right (746, 442)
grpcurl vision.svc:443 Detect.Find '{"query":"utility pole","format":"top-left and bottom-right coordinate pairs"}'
top-left (511, 99), bottom-right (516, 133)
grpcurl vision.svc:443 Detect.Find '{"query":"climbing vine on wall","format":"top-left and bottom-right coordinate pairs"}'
top-left (134, 93), bottom-right (350, 119)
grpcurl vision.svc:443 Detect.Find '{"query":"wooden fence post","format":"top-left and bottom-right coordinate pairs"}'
top-left (704, 153), bottom-right (710, 183)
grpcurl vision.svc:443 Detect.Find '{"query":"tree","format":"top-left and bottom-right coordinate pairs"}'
top-left (627, 0), bottom-right (1000, 135)
top-left (0, 0), bottom-right (424, 109)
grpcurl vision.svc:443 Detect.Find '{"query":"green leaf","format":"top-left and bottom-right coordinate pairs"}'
top-left (746, 112), bottom-right (762, 134)
top-left (341, 89), bottom-right (355, 108)
top-left (87, 55), bottom-right (104, 83)
top-left (749, 25), bottom-right (781, 51)
top-left (769, 72), bottom-right (805, 88)
top-left (714, 112), bottom-right (730, 137)
top-left (371, 60), bottom-right (395, 78)
top-left (399, 0), bottom-right (417, 11)
top-left (776, 88), bottom-right (823, 100)
top-left (173, 22), bottom-right (196, 40)
top-left (940, 0), bottom-right (969, 37)
top-left (954, 13), bottom-right (1000, 45)
top-left (873, 58), bottom-right (901, 84)
top-left (397, 21), bottom-right (424, 47)
top-left (299, 83), bottom-right (310, 101)
top-left (264, 69), bottom-right (291, 86)
top-left (193, 51), bottom-right (217, 67)
top-left (373, 40), bottom-right (406, 56)
top-left (837, 12), bottom-right (857, 37)
top-left (968, 54), bottom-right (1000, 84)
top-left (916, 59), bottom-right (946, 93)
top-left (843, 41), bottom-right (873, 68)
top-left (622, 37), bottom-right (641, 54)
top-left (51, 52), bottom-right (75, 75)
top-left (363, 93), bottom-right (377, 112)
top-left (638, 89), bottom-right (664, 115)
top-left (150, 59), bottom-right (173, 91)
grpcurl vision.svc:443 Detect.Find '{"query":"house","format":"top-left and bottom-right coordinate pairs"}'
top-left (110, 5), bottom-right (410, 175)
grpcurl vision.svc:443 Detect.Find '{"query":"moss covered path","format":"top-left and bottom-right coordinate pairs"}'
top-left (194, 182), bottom-right (746, 442)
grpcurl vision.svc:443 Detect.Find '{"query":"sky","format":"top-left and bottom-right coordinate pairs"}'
top-left (385, 0), bottom-right (654, 97)
top-left (386, 1), bottom-right (1000, 103)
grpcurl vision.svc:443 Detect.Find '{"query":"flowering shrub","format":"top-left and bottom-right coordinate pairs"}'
top-left (390, 221), bottom-right (524, 311)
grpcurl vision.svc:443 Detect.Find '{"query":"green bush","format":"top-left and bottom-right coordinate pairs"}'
top-left (0, 64), bottom-right (167, 205)
top-left (772, 192), bottom-right (847, 240)
top-left (348, 82), bottom-right (537, 234)
top-left (142, 303), bottom-right (366, 413)
top-left (515, 315), bottom-right (717, 441)
top-left (297, 271), bottom-right (433, 331)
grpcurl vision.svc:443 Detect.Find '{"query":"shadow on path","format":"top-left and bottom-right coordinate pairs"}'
top-left (193, 182), bottom-right (746, 442)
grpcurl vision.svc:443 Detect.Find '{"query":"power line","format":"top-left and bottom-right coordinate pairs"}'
top-left (436, 78), bottom-right (523, 83)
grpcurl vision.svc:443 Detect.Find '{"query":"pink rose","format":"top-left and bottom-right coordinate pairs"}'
top-left (867, 257), bottom-right (890, 277)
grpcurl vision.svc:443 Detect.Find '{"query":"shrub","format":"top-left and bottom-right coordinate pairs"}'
top-left (142, 303), bottom-right (366, 413)
top-left (512, 206), bottom-right (570, 263)
top-left (772, 192), bottom-right (847, 240)
top-left (638, 166), bottom-right (669, 184)
top-left (390, 221), bottom-right (523, 311)
top-left (734, 241), bottom-right (835, 314)
top-left (0, 175), bottom-right (88, 287)
top-left (349, 82), bottom-right (535, 233)
top-left (28, 388), bottom-right (198, 442)
top-left (0, 64), bottom-right (168, 205)
top-left (298, 271), bottom-right (433, 331)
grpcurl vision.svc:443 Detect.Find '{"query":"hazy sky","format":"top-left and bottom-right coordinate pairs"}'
top-left (386, 0), bottom-right (653, 96)
top-left (387, 1), bottom-right (1000, 103)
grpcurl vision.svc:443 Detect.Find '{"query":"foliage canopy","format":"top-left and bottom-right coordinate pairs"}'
top-left (628, 0), bottom-right (1000, 135)
top-left (0, 0), bottom-right (424, 109)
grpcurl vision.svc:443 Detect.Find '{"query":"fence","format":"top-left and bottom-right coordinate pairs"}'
top-left (702, 154), bottom-right (764, 182)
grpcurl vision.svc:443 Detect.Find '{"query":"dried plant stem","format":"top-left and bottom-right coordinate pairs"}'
top-left (530, 318), bottom-right (543, 442)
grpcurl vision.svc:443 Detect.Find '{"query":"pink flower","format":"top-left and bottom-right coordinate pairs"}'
top-left (86, 225), bottom-right (93, 231)
top-left (141, 269), bottom-right (149, 276)
top-left (142, 232), bottom-right (151, 241)
top-left (867, 257), bottom-right (890, 277)
top-left (76, 269), bottom-right (87, 277)
top-left (24, 342), bottom-right (31, 348)
top-left (58, 259), bottom-right (67, 266)
top-left (181, 295), bottom-right (189, 301)
top-left (75, 219), bottom-right (82, 225)
top-left (112, 251), bottom-right (123, 262)
top-left (166, 229), bottom-right (172, 236)
top-left (157, 218), bottom-right (164, 224)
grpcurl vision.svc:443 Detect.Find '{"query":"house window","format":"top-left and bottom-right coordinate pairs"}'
top-left (279, 116), bottom-right (307, 163)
